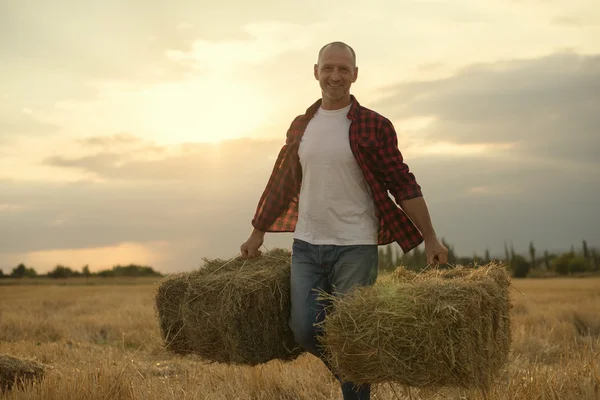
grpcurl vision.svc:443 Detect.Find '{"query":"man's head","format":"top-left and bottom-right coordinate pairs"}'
top-left (314, 41), bottom-right (358, 109)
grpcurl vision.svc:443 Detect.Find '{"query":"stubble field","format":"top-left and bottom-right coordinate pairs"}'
top-left (0, 276), bottom-right (599, 399)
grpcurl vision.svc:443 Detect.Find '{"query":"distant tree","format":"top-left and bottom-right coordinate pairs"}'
top-left (511, 255), bottom-right (530, 278)
top-left (529, 241), bottom-right (536, 268)
top-left (11, 263), bottom-right (37, 278)
top-left (591, 249), bottom-right (599, 271)
top-left (0, 269), bottom-right (4, 278)
top-left (82, 265), bottom-right (91, 277)
top-left (441, 238), bottom-right (456, 264)
top-left (544, 250), bottom-right (550, 270)
top-left (385, 246), bottom-right (393, 268)
top-left (484, 249), bottom-right (491, 263)
top-left (582, 240), bottom-right (589, 260)
top-left (109, 264), bottom-right (162, 277)
top-left (48, 265), bottom-right (75, 279)
top-left (413, 245), bottom-right (423, 269)
top-left (551, 252), bottom-right (591, 275)
top-left (378, 245), bottom-right (396, 273)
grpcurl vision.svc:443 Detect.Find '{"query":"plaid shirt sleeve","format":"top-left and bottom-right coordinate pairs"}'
top-left (377, 118), bottom-right (423, 202)
top-left (251, 119), bottom-right (301, 232)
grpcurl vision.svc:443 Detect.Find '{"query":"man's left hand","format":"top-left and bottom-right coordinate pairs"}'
top-left (424, 237), bottom-right (449, 267)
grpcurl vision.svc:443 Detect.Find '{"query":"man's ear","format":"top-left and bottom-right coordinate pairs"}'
top-left (352, 66), bottom-right (359, 83)
top-left (314, 63), bottom-right (319, 80)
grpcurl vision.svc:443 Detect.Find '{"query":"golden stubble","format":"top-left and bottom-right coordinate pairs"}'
top-left (0, 276), bottom-right (599, 399)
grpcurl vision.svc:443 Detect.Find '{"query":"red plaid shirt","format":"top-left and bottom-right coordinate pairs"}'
top-left (251, 95), bottom-right (424, 253)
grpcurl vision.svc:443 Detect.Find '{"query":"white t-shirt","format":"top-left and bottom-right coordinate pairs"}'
top-left (293, 103), bottom-right (379, 245)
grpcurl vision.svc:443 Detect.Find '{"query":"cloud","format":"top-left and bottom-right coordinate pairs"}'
top-left (44, 135), bottom-right (283, 183)
top-left (374, 51), bottom-right (600, 168)
top-left (0, 108), bottom-right (59, 140)
top-left (551, 15), bottom-right (599, 27)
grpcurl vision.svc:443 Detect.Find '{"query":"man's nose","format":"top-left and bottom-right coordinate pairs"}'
top-left (330, 69), bottom-right (341, 80)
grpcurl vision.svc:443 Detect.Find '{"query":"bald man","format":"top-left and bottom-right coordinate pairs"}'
top-left (241, 41), bottom-right (449, 400)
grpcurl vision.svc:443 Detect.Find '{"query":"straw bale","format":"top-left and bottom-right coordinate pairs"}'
top-left (0, 354), bottom-right (45, 393)
top-left (154, 271), bottom-right (198, 355)
top-left (155, 248), bottom-right (303, 365)
top-left (317, 262), bottom-right (512, 391)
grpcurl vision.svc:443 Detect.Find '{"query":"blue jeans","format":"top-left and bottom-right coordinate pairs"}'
top-left (289, 238), bottom-right (378, 400)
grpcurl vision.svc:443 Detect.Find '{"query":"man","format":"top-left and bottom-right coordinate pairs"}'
top-left (240, 41), bottom-right (449, 400)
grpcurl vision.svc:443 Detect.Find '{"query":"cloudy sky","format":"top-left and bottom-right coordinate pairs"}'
top-left (1, 0), bottom-right (599, 274)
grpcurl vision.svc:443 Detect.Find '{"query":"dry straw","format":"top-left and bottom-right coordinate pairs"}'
top-left (0, 354), bottom-right (45, 393)
top-left (316, 262), bottom-right (512, 391)
top-left (154, 248), bottom-right (304, 365)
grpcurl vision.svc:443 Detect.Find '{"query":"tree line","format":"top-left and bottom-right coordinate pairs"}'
top-left (0, 263), bottom-right (163, 279)
top-left (378, 239), bottom-right (599, 278)
top-left (1, 239), bottom-right (597, 280)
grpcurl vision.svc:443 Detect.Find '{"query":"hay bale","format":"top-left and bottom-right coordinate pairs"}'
top-left (155, 248), bottom-right (304, 365)
top-left (0, 354), bottom-right (45, 393)
top-left (316, 262), bottom-right (512, 391)
top-left (154, 254), bottom-right (254, 355)
top-left (154, 271), bottom-right (198, 355)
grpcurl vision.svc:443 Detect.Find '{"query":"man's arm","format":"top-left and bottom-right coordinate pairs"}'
top-left (377, 118), bottom-right (448, 264)
top-left (399, 196), bottom-right (436, 242)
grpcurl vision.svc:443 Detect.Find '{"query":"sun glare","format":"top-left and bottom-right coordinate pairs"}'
top-left (139, 77), bottom-right (270, 145)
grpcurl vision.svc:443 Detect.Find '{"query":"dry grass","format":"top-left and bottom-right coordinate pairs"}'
top-left (0, 276), bottom-right (599, 399)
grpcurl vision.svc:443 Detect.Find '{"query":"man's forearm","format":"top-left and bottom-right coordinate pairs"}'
top-left (250, 227), bottom-right (266, 239)
top-left (400, 196), bottom-right (437, 241)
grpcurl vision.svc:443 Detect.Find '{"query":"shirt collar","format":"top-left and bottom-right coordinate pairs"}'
top-left (300, 94), bottom-right (361, 121)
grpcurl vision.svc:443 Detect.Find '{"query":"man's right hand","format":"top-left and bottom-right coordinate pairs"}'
top-left (240, 229), bottom-right (265, 259)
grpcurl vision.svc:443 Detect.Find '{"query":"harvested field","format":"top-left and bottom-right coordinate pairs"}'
top-left (0, 274), bottom-right (599, 399)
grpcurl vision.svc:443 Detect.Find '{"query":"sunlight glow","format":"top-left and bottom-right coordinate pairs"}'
top-left (409, 141), bottom-right (515, 157)
top-left (137, 78), bottom-right (270, 144)
top-left (5, 242), bottom-right (171, 273)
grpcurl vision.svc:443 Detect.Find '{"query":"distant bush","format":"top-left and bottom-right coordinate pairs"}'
top-left (11, 264), bottom-right (37, 278)
top-left (511, 255), bottom-right (531, 278)
top-left (48, 265), bottom-right (79, 279)
top-left (552, 253), bottom-right (592, 275)
top-left (99, 264), bottom-right (162, 278)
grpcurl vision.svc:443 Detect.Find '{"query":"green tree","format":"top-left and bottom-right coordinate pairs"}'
top-left (529, 241), bottom-right (536, 268)
top-left (582, 240), bottom-right (589, 260)
top-left (82, 265), bottom-right (91, 277)
top-left (484, 249), bottom-right (491, 263)
top-left (413, 245), bottom-right (423, 269)
top-left (441, 238), bottom-right (456, 264)
top-left (48, 265), bottom-right (75, 279)
top-left (551, 252), bottom-right (591, 275)
top-left (11, 263), bottom-right (37, 278)
top-left (511, 254), bottom-right (530, 278)
top-left (591, 249), bottom-right (599, 271)
top-left (544, 250), bottom-right (550, 270)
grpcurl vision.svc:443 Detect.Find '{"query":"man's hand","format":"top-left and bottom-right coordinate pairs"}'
top-left (424, 236), bottom-right (449, 267)
top-left (240, 229), bottom-right (265, 259)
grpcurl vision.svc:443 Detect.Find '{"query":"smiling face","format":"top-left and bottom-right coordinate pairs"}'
top-left (314, 44), bottom-right (358, 110)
